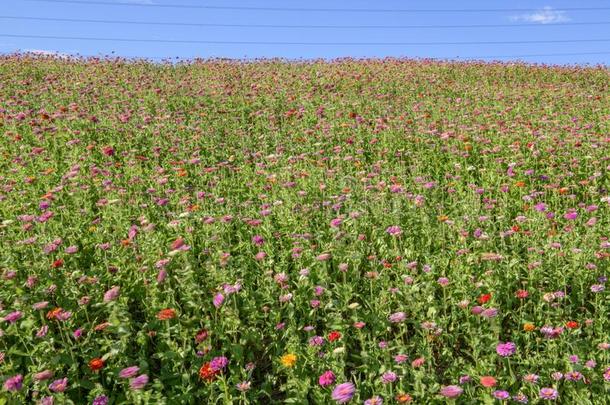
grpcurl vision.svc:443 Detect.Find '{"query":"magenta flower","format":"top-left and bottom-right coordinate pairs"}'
top-left (213, 293), bottom-right (225, 308)
top-left (3, 374), bottom-right (23, 392)
top-left (210, 356), bottom-right (228, 372)
top-left (319, 370), bottom-right (336, 387)
top-left (496, 341), bottom-right (516, 357)
top-left (129, 374), bottom-right (149, 390)
top-left (386, 225), bottom-right (402, 236)
top-left (3, 311), bottom-right (23, 324)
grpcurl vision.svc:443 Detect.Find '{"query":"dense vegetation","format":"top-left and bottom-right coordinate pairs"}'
top-left (0, 55), bottom-right (608, 404)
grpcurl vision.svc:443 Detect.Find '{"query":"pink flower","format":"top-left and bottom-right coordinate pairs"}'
top-left (103, 286), bottom-right (120, 302)
top-left (213, 293), bottom-right (225, 308)
top-left (319, 370), bottom-right (336, 387)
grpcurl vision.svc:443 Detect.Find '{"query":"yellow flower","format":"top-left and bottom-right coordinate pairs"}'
top-left (280, 353), bottom-right (297, 367)
top-left (523, 322), bottom-right (535, 332)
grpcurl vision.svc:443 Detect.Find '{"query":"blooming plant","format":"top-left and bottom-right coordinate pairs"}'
top-left (0, 54), bottom-right (607, 403)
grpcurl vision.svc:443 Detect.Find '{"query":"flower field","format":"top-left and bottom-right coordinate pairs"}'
top-left (0, 55), bottom-right (609, 404)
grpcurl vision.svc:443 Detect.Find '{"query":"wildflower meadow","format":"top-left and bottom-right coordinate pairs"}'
top-left (0, 54), bottom-right (609, 404)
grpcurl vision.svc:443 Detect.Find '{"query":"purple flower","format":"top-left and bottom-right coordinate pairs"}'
top-left (213, 293), bottom-right (225, 308)
top-left (129, 374), bottom-right (149, 390)
top-left (539, 387), bottom-right (558, 400)
top-left (103, 286), bottom-right (120, 302)
top-left (331, 382), bottom-right (355, 403)
top-left (459, 375), bottom-right (471, 384)
top-left (73, 328), bottom-right (83, 339)
top-left (493, 390), bottom-right (510, 400)
top-left (41, 396), bottom-right (54, 405)
top-left (564, 210), bottom-right (578, 220)
top-left (3, 374), bottom-right (23, 392)
top-left (3, 311), bottom-right (22, 324)
top-left (319, 370), bottom-right (336, 387)
top-left (564, 371), bottom-right (583, 381)
top-left (512, 393), bottom-right (529, 404)
top-left (591, 284), bottom-right (605, 293)
top-left (49, 377), bottom-right (68, 393)
top-left (309, 336), bottom-right (325, 347)
top-left (380, 371), bottom-right (397, 384)
top-left (385, 226), bottom-right (402, 236)
top-left (439, 385), bottom-right (463, 398)
top-left (496, 341), bottom-right (516, 357)
top-left (119, 366), bottom-right (140, 378)
top-left (481, 308), bottom-right (498, 318)
top-left (364, 396), bottom-right (383, 405)
top-left (388, 312), bottom-right (406, 323)
top-left (210, 356), bottom-right (228, 371)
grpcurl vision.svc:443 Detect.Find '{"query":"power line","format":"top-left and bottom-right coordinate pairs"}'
top-left (4, 15), bottom-right (610, 29)
top-left (3, 33), bottom-right (610, 45)
top-left (8, 51), bottom-right (610, 61)
top-left (22, 0), bottom-right (610, 13)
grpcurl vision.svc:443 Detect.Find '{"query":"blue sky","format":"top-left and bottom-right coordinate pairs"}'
top-left (2, 0), bottom-right (609, 64)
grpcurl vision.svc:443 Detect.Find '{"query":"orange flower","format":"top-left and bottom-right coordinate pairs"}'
top-left (199, 362), bottom-right (218, 382)
top-left (514, 181), bottom-right (525, 188)
top-left (480, 376), bottom-right (497, 388)
top-left (566, 321), bottom-right (579, 329)
top-left (157, 308), bottom-right (176, 320)
top-left (396, 393), bottom-right (413, 403)
top-left (94, 322), bottom-right (111, 331)
top-left (89, 358), bottom-right (104, 371)
top-left (46, 307), bottom-right (63, 320)
top-left (523, 323), bottom-right (536, 332)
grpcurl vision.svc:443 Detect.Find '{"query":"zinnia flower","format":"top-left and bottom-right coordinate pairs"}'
top-left (119, 366), bottom-right (140, 378)
top-left (280, 353), bottom-right (297, 367)
top-left (480, 376), bottom-right (497, 387)
top-left (496, 341), bottom-right (516, 357)
top-left (439, 385), bottom-right (463, 398)
top-left (130, 374), bottom-right (148, 390)
top-left (89, 358), bottom-right (104, 371)
top-left (331, 382), bottom-right (355, 403)
top-left (49, 377), bottom-right (68, 393)
top-left (539, 387), bottom-right (558, 400)
top-left (156, 308), bottom-right (176, 320)
top-left (210, 356), bottom-right (228, 372)
top-left (199, 362), bottom-right (218, 382)
top-left (3, 374), bottom-right (23, 392)
top-left (319, 370), bottom-right (336, 387)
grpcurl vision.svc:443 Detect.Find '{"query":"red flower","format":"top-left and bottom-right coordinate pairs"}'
top-left (515, 289), bottom-right (529, 299)
top-left (88, 358), bottom-right (104, 371)
top-left (157, 308), bottom-right (176, 320)
top-left (566, 321), bottom-right (579, 329)
top-left (199, 362), bottom-right (218, 382)
top-left (195, 329), bottom-right (209, 344)
top-left (51, 259), bottom-right (63, 269)
top-left (480, 376), bottom-right (497, 388)
top-left (328, 331), bottom-right (342, 342)
top-left (478, 293), bottom-right (491, 304)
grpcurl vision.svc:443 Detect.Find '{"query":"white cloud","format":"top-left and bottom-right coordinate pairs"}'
top-left (510, 6), bottom-right (570, 24)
